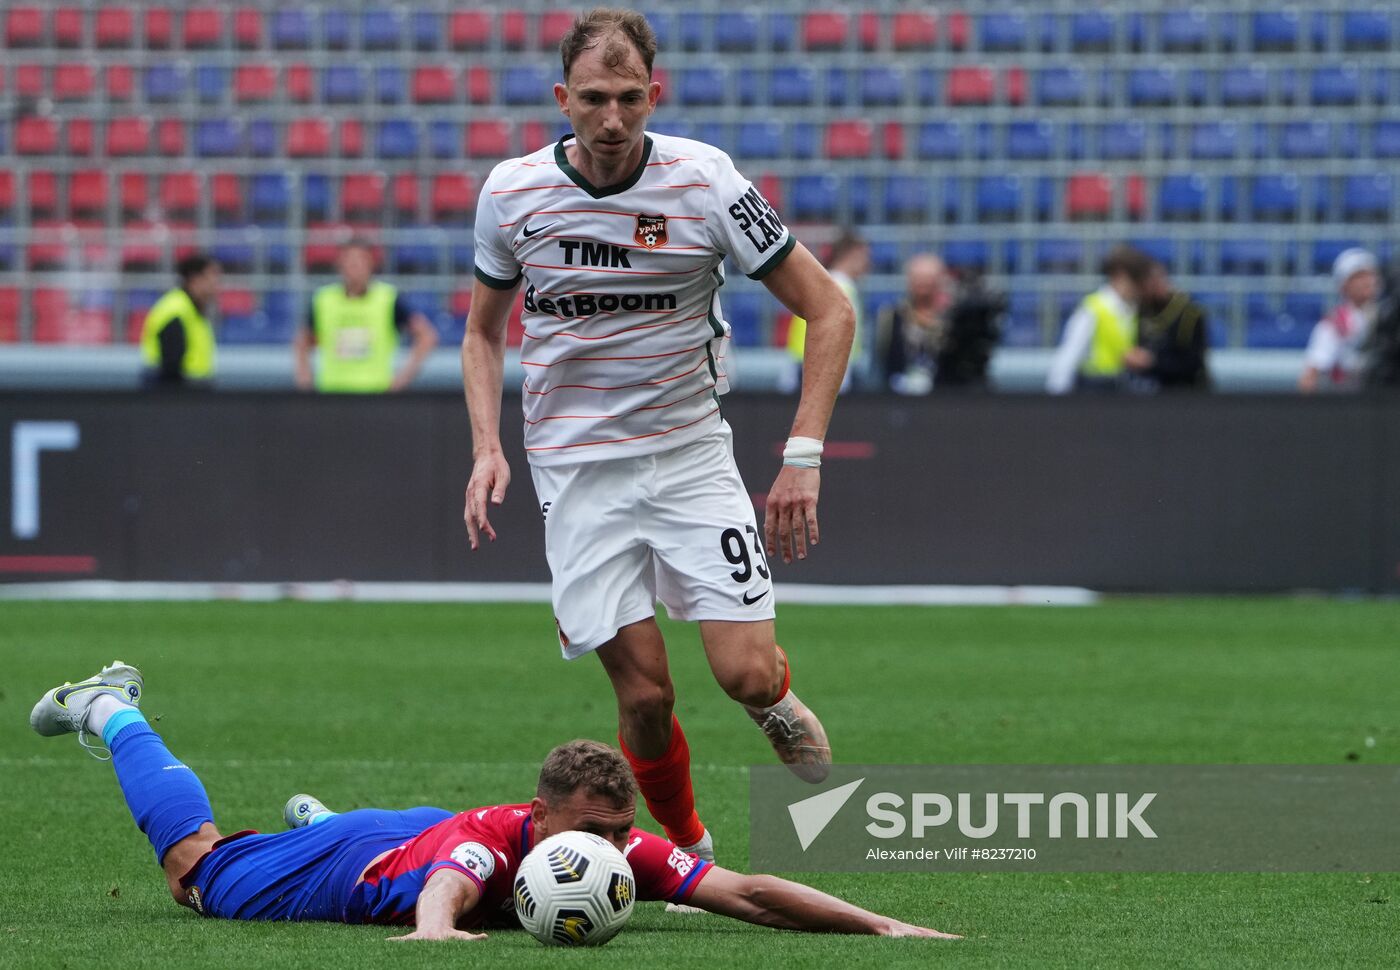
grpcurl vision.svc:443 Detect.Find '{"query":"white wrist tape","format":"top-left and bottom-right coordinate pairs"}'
top-left (782, 436), bottom-right (824, 468)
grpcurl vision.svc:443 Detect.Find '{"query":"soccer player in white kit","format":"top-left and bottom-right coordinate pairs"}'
top-left (461, 8), bottom-right (855, 869)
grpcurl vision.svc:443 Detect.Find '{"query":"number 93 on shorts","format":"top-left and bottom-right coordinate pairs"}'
top-left (528, 422), bottom-right (775, 659)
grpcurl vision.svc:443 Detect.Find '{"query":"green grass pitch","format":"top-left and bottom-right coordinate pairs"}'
top-left (2, 599), bottom-right (1396, 968)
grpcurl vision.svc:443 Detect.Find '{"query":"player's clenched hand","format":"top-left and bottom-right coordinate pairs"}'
top-left (388, 928), bottom-right (488, 942)
top-left (465, 450), bottom-right (511, 550)
top-left (880, 920), bottom-right (962, 940)
top-left (765, 465), bottom-right (820, 564)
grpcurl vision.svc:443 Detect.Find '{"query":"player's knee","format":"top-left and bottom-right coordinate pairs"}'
top-left (717, 660), bottom-right (782, 708)
top-left (617, 677), bottom-right (674, 726)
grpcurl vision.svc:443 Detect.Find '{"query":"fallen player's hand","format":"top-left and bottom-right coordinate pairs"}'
top-left (880, 920), bottom-right (962, 939)
top-left (765, 465), bottom-right (820, 563)
top-left (465, 450), bottom-right (511, 550)
top-left (389, 928), bottom-right (488, 942)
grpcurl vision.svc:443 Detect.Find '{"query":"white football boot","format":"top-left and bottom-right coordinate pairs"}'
top-left (744, 690), bottom-right (832, 783)
top-left (665, 829), bottom-right (715, 914)
top-left (29, 660), bottom-right (144, 760)
top-left (284, 793), bottom-right (333, 829)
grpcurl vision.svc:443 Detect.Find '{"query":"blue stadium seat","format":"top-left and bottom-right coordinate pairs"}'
top-left (768, 12), bottom-right (797, 51)
top-left (271, 10), bottom-right (312, 49)
top-left (1252, 9), bottom-right (1299, 50)
top-left (377, 119), bottom-right (419, 159)
top-left (210, 235), bottom-right (256, 274)
top-left (848, 176), bottom-right (873, 223)
top-left (1035, 238), bottom-right (1084, 272)
top-left (917, 121), bottom-right (964, 160)
top-left (1002, 292), bottom-right (1042, 347)
top-left (144, 64), bottom-right (185, 103)
top-left (247, 119), bottom-right (277, 157)
top-left (1007, 120), bottom-right (1054, 160)
top-left (195, 66), bottom-right (227, 103)
top-left (883, 175), bottom-right (930, 223)
top-left (322, 9), bottom-right (352, 50)
top-left (323, 66), bottom-right (365, 104)
top-left (1128, 66), bottom-right (1177, 106)
top-left (195, 119), bottom-right (241, 157)
top-left (1312, 65), bottom-right (1360, 105)
top-left (980, 10), bottom-right (1029, 51)
top-left (265, 237), bottom-right (292, 274)
top-left (790, 174), bottom-right (840, 221)
top-left (1280, 121), bottom-right (1336, 158)
top-left (362, 8), bottom-right (402, 50)
top-left (1251, 174), bottom-right (1300, 220)
top-left (1099, 120), bottom-right (1146, 159)
top-left (679, 67), bottom-right (726, 106)
top-left (1283, 292), bottom-right (1326, 327)
top-left (1036, 66), bottom-right (1088, 106)
top-left (824, 68), bottom-right (850, 108)
top-left (1374, 120), bottom-right (1400, 157)
top-left (723, 291), bottom-right (764, 346)
top-left (411, 11), bottom-right (440, 50)
top-left (502, 67), bottom-right (551, 106)
top-left (1343, 10), bottom-right (1391, 50)
top-left (867, 240), bottom-right (901, 274)
top-left (392, 240), bottom-right (438, 275)
top-left (374, 66), bottom-right (407, 105)
top-left (1246, 294), bottom-right (1310, 348)
top-left (428, 120), bottom-right (458, 159)
top-left (1159, 8), bottom-right (1209, 51)
top-left (940, 178), bottom-right (967, 222)
top-left (677, 12), bottom-right (706, 51)
top-left (1342, 174), bottom-right (1393, 221)
top-left (975, 175), bottom-right (1021, 222)
top-left (1219, 238), bottom-right (1273, 275)
top-left (263, 291), bottom-right (296, 337)
top-left (1190, 121), bottom-right (1239, 159)
top-left (1184, 68), bottom-right (1209, 105)
top-left (1192, 291), bottom-right (1234, 334)
top-left (942, 240), bottom-right (990, 273)
top-left (716, 12), bottom-right (760, 52)
top-left (1221, 65), bottom-right (1269, 105)
top-left (1070, 10), bottom-right (1116, 50)
top-left (915, 68), bottom-right (939, 105)
top-left (1129, 237), bottom-right (1176, 271)
top-left (642, 10), bottom-right (672, 51)
top-left (1159, 174), bottom-right (1206, 220)
top-left (249, 173), bottom-right (291, 223)
top-left (1309, 239), bottom-right (1360, 274)
top-left (770, 66), bottom-right (816, 106)
top-left (860, 67), bottom-right (905, 107)
top-left (735, 121), bottom-right (783, 158)
top-left (449, 236), bottom-right (474, 274)
top-left (301, 173), bottom-right (331, 222)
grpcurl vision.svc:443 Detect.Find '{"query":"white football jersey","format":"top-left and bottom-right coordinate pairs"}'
top-left (473, 132), bottom-right (794, 466)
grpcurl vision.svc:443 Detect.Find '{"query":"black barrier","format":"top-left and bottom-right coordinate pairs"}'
top-left (1, 392), bottom-right (1397, 592)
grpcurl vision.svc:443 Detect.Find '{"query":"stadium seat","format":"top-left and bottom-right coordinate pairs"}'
top-left (917, 121), bottom-right (964, 160)
top-left (826, 121), bottom-right (872, 159)
top-left (321, 9), bottom-right (351, 50)
top-left (1070, 10), bottom-right (1116, 51)
top-left (883, 175), bottom-right (930, 223)
top-left (5, 6), bottom-right (43, 46)
top-left (1158, 174), bottom-right (1207, 221)
top-left (1251, 174), bottom-right (1300, 221)
top-left (1066, 173), bottom-right (1112, 220)
top-left (500, 11), bottom-right (527, 49)
top-left (1283, 292), bottom-right (1326, 328)
top-left (466, 121), bottom-right (511, 158)
top-left (981, 10), bottom-right (1028, 51)
top-left (361, 8), bottom-right (402, 50)
top-left (412, 66), bottom-right (456, 104)
top-left (68, 170), bottom-right (107, 219)
top-left (250, 173), bottom-right (291, 224)
top-left (1007, 120), bottom-right (1054, 160)
top-left (1221, 65), bottom-right (1269, 105)
top-left (1343, 10), bottom-right (1391, 50)
top-left (1128, 67), bottom-right (1177, 106)
top-left (105, 65), bottom-right (135, 101)
top-left (1312, 66), bottom-right (1360, 106)
top-left (679, 68), bottom-right (726, 106)
top-left (1281, 121), bottom-right (1344, 159)
top-left (27, 172), bottom-right (59, 218)
top-left (105, 117), bottom-right (150, 156)
top-left (1374, 120), bottom-right (1400, 158)
top-left (425, 120), bottom-right (459, 159)
top-left (158, 173), bottom-right (200, 217)
top-left (1342, 174), bottom-right (1393, 222)
top-left (300, 174), bottom-right (330, 222)
top-left (194, 119), bottom-right (241, 157)
top-left (234, 65), bottom-right (277, 103)
top-left (1158, 8), bottom-right (1209, 51)
top-left (16, 116), bottom-right (59, 155)
top-left (802, 12), bottom-right (847, 50)
top-left (209, 173), bottom-right (242, 221)
top-left (0, 287), bottom-right (19, 342)
top-left (790, 174), bottom-right (840, 221)
top-left (143, 8), bottom-right (173, 48)
top-left (892, 11), bottom-right (938, 50)
top-left (1190, 121), bottom-right (1239, 160)
top-left (233, 8), bottom-right (262, 48)
top-left (195, 66), bottom-right (228, 103)
top-left (1220, 238), bottom-right (1273, 275)
top-left (770, 66), bottom-right (816, 106)
top-left (716, 12), bottom-right (760, 51)
top-left (449, 11), bottom-right (492, 49)
top-left (144, 64), bottom-right (185, 103)
top-left (339, 120), bottom-right (365, 157)
top-left (736, 121), bottom-right (784, 159)
top-left (1252, 9), bottom-right (1299, 51)
top-left (34, 288), bottom-right (113, 345)
top-left (286, 119), bottom-right (330, 157)
top-left (0, 174), bottom-right (12, 215)
top-left (390, 173), bottom-right (421, 222)
top-left (947, 66), bottom-right (996, 106)
top-left (323, 65), bottom-right (365, 104)
top-left (183, 7), bottom-right (223, 48)
top-left (377, 119), bottom-right (419, 159)
top-left (248, 119), bottom-right (276, 159)
top-left (430, 173), bottom-right (476, 223)
top-left (1034, 238), bottom-right (1084, 273)
top-left (153, 118), bottom-right (184, 156)
top-left (502, 66), bottom-right (551, 106)
top-left (1098, 120), bottom-right (1146, 160)
top-left (860, 67), bottom-right (905, 107)
top-left (53, 63), bottom-right (96, 101)
top-left (285, 64), bottom-right (313, 102)
top-left (975, 175), bottom-right (1021, 222)
top-left (1246, 294), bottom-right (1309, 348)
top-left (95, 8), bottom-right (135, 47)
top-left (341, 174), bottom-right (385, 219)
top-left (374, 66), bottom-right (406, 105)
top-left (538, 10), bottom-right (575, 49)
top-left (271, 9), bottom-right (312, 49)
top-left (1036, 66), bottom-right (1088, 106)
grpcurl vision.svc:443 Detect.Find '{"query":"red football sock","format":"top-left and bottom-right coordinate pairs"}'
top-left (619, 715), bottom-right (707, 848)
top-left (766, 645), bottom-right (792, 707)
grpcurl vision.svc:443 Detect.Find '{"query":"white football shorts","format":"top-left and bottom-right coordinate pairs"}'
top-left (529, 420), bottom-right (776, 659)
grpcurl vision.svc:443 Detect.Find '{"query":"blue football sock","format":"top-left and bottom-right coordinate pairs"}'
top-left (106, 716), bottom-right (215, 865)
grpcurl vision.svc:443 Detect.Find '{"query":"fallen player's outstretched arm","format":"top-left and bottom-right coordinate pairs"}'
top-left (686, 866), bottom-right (960, 939)
top-left (389, 869), bottom-right (488, 942)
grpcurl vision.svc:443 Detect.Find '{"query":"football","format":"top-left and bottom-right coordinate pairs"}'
top-left (513, 831), bottom-right (636, 947)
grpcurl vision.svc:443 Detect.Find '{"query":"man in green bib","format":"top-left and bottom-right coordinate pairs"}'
top-left (1045, 244), bottom-right (1155, 394)
top-left (139, 254), bottom-right (222, 389)
top-left (294, 239), bottom-right (439, 393)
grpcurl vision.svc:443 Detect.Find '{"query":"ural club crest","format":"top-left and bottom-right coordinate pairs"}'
top-left (634, 214), bottom-right (668, 250)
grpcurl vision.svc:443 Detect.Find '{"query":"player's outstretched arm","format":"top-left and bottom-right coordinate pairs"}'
top-left (389, 868), bottom-right (488, 942)
top-left (462, 277), bottom-right (521, 549)
top-left (686, 866), bottom-right (960, 939)
top-left (758, 242), bottom-right (855, 563)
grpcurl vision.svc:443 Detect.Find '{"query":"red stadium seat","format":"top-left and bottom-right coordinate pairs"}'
top-left (946, 10), bottom-right (970, 50)
top-left (803, 12), bottom-right (848, 50)
top-left (105, 64), bottom-right (135, 100)
top-left (28, 221), bottom-right (69, 270)
top-left (430, 173), bottom-right (477, 221)
top-left (233, 8), bottom-right (263, 48)
top-left (0, 172), bottom-right (14, 213)
top-left (304, 222), bottom-right (353, 271)
top-left (210, 173), bottom-right (243, 220)
top-left (235, 65), bottom-right (277, 102)
top-left (69, 118), bottom-right (96, 155)
top-left (757, 173), bottom-right (784, 213)
top-left (412, 66), bottom-right (457, 104)
top-left (1066, 172), bottom-right (1113, 220)
top-left (466, 65), bottom-right (493, 104)
top-left (341, 173), bottom-right (386, 218)
top-left (882, 121), bottom-right (905, 159)
top-left (466, 120), bottom-right (511, 158)
top-left (118, 173), bottom-right (149, 217)
top-left (96, 8), bottom-right (135, 47)
top-left (158, 172), bottom-right (201, 216)
top-left (287, 118), bottom-right (332, 157)
top-left (27, 173), bottom-right (59, 218)
top-left (284, 64), bottom-right (313, 102)
top-left (54, 63), bottom-right (96, 101)
top-left (947, 66), bottom-right (996, 105)
top-left (857, 12), bottom-right (881, 50)
top-left (1124, 174), bottom-right (1146, 220)
top-left (339, 120), bottom-right (365, 157)
top-left (144, 8), bottom-right (174, 48)
top-left (501, 11), bottom-right (527, 49)
top-left (449, 11), bottom-right (492, 49)
top-left (156, 118), bottom-right (185, 155)
top-left (520, 120), bottom-right (551, 154)
top-left (892, 11), bottom-right (938, 50)
top-left (106, 117), bottom-right (151, 155)
top-left (5, 7), bottom-right (45, 46)
top-left (69, 170), bottom-right (109, 218)
top-left (16, 116), bottom-right (60, 155)
top-left (182, 7), bottom-right (223, 48)
top-left (0, 288), bottom-right (19, 343)
top-left (1005, 66), bottom-right (1027, 106)
top-left (539, 11), bottom-right (575, 49)
top-left (826, 120), bottom-right (873, 158)
top-left (54, 7), bottom-right (84, 47)
top-left (15, 65), bottom-right (43, 98)
top-left (219, 289), bottom-right (256, 318)
top-left (392, 173), bottom-right (420, 220)
top-left (34, 287), bottom-right (112, 345)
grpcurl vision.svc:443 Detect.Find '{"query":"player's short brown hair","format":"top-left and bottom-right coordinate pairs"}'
top-left (537, 739), bottom-right (639, 806)
top-left (559, 8), bottom-right (657, 81)
top-left (1100, 244), bottom-right (1155, 286)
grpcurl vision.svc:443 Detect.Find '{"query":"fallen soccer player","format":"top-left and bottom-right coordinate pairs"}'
top-left (30, 662), bottom-right (959, 941)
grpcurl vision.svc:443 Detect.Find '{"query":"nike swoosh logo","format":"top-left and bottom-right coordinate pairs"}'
top-left (54, 682), bottom-right (116, 707)
top-left (741, 587), bottom-right (770, 605)
top-left (521, 222), bottom-right (555, 238)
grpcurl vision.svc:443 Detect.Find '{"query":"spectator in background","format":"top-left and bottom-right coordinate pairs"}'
top-left (1045, 244), bottom-right (1154, 394)
top-left (293, 239), bottom-right (438, 393)
top-left (784, 231), bottom-right (869, 392)
top-left (139, 253), bottom-right (222, 389)
top-left (876, 255), bottom-right (1004, 394)
top-left (1133, 261), bottom-right (1210, 391)
top-left (1299, 248), bottom-right (1379, 394)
